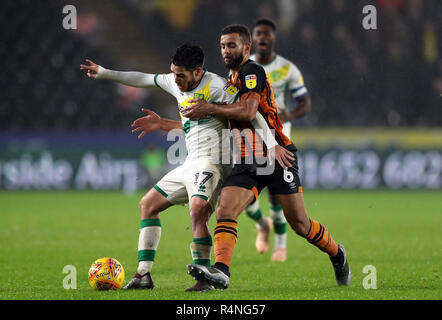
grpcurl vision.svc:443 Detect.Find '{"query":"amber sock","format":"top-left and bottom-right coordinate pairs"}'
top-left (213, 219), bottom-right (238, 269)
top-left (306, 218), bottom-right (339, 257)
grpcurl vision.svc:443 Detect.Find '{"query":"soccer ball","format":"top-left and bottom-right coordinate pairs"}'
top-left (88, 257), bottom-right (125, 290)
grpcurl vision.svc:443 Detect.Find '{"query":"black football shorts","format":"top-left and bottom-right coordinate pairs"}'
top-left (222, 144), bottom-right (302, 199)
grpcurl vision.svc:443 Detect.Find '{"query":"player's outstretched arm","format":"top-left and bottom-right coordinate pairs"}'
top-left (131, 108), bottom-right (183, 139)
top-left (80, 59), bottom-right (156, 88)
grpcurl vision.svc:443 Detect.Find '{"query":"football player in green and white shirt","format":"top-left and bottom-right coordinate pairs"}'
top-left (80, 44), bottom-right (281, 292)
top-left (247, 18), bottom-right (312, 262)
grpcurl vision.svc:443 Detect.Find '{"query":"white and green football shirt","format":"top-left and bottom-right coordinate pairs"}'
top-left (153, 71), bottom-right (238, 162)
top-left (250, 54), bottom-right (307, 112)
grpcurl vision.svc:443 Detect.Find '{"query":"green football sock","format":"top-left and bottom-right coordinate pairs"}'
top-left (245, 200), bottom-right (269, 229)
top-left (190, 236), bottom-right (212, 266)
top-left (270, 204), bottom-right (287, 249)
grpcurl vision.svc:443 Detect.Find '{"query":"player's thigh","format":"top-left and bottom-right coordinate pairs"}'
top-left (266, 145), bottom-right (302, 205)
top-left (266, 145), bottom-right (302, 195)
top-left (216, 186), bottom-right (255, 220)
top-left (276, 193), bottom-right (310, 235)
top-left (218, 164), bottom-right (259, 219)
top-left (139, 187), bottom-right (173, 219)
top-left (155, 165), bottom-right (189, 205)
top-left (186, 161), bottom-right (225, 213)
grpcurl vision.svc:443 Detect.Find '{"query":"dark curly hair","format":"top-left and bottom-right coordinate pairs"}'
top-left (171, 43), bottom-right (205, 71)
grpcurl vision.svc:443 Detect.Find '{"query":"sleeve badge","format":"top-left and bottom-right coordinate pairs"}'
top-left (245, 74), bottom-right (257, 89)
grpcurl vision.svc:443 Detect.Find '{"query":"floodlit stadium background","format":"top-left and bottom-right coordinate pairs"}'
top-left (1, 0), bottom-right (440, 192)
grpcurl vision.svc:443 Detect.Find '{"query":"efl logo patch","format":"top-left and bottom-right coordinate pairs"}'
top-left (223, 82), bottom-right (238, 96)
top-left (245, 74), bottom-right (257, 89)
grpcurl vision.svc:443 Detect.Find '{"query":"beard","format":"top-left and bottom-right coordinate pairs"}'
top-left (182, 75), bottom-right (198, 91)
top-left (186, 78), bottom-right (197, 91)
top-left (224, 53), bottom-right (244, 69)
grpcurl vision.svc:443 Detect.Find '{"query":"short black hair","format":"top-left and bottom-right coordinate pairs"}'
top-left (171, 43), bottom-right (204, 71)
top-left (221, 24), bottom-right (252, 44)
top-left (253, 18), bottom-right (277, 32)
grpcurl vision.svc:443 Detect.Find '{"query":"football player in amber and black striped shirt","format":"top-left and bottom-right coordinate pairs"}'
top-left (183, 24), bottom-right (350, 290)
top-left (246, 18), bottom-right (312, 262)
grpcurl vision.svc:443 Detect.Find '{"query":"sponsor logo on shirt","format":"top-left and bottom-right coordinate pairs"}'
top-left (193, 93), bottom-right (205, 100)
top-left (222, 82), bottom-right (238, 95)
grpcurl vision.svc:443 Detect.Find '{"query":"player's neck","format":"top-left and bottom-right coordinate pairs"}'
top-left (256, 52), bottom-right (275, 65)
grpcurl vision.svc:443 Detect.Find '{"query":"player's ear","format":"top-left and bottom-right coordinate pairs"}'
top-left (244, 42), bottom-right (252, 55)
top-left (194, 66), bottom-right (203, 78)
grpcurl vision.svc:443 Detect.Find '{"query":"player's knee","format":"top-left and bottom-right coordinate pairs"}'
top-left (190, 213), bottom-right (209, 232)
top-left (189, 208), bottom-right (208, 224)
top-left (215, 202), bottom-right (237, 220)
top-left (189, 197), bottom-right (211, 226)
top-left (139, 195), bottom-right (158, 219)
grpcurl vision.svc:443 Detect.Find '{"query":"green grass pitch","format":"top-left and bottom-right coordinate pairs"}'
top-left (1, 190), bottom-right (441, 300)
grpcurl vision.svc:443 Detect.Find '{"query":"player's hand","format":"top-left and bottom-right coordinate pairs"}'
top-left (181, 99), bottom-right (213, 120)
top-left (80, 59), bottom-right (99, 79)
top-left (267, 145), bottom-right (295, 168)
top-left (131, 108), bottom-right (161, 139)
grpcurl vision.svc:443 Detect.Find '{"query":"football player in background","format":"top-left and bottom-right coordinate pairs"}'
top-left (246, 18), bottom-right (312, 262)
